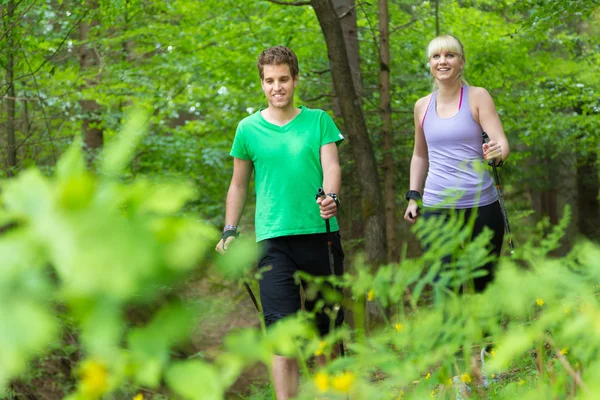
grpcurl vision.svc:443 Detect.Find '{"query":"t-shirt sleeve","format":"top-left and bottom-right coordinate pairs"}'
top-left (230, 123), bottom-right (251, 160)
top-left (319, 111), bottom-right (344, 147)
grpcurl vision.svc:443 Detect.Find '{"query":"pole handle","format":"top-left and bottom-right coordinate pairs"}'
top-left (316, 187), bottom-right (326, 200)
top-left (481, 131), bottom-right (495, 167)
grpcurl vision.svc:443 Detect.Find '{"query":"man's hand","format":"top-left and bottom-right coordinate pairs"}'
top-left (317, 195), bottom-right (338, 220)
top-left (404, 200), bottom-right (420, 224)
top-left (215, 230), bottom-right (238, 254)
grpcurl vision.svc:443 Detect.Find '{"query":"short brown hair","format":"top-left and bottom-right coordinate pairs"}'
top-left (257, 46), bottom-right (299, 80)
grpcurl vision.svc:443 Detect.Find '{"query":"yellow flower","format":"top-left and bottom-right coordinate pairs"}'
top-left (447, 378), bottom-right (453, 386)
top-left (314, 372), bottom-right (329, 392)
top-left (395, 323), bottom-right (404, 332)
top-left (490, 348), bottom-right (497, 357)
top-left (367, 289), bottom-right (375, 302)
top-left (536, 298), bottom-right (545, 306)
top-left (331, 371), bottom-right (356, 393)
top-left (518, 379), bottom-right (525, 386)
top-left (425, 372), bottom-right (431, 379)
top-left (564, 306), bottom-right (571, 314)
top-left (460, 373), bottom-right (471, 384)
top-left (396, 389), bottom-right (405, 399)
top-left (133, 394), bottom-right (144, 400)
top-left (490, 373), bottom-right (495, 379)
top-left (314, 341), bottom-right (327, 356)
top-left (430, 389), bottom-right (436, 398)
top-left (80, 360), bottom-right (109, 398)
top-left (560, 348), bottom-right (568, 355)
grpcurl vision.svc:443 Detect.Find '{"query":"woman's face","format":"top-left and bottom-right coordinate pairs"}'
top-left (429, 49), bottom-right (464, 84)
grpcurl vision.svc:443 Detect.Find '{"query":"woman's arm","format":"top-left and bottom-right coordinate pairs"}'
top-left (474, 87), bottom-right (510, 165)
top-left (404, 96), bottom-right (430, 224)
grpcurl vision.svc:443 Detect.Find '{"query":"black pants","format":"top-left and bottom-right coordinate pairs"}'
top-left (422, 200), bottom-right (504, 292)
top-left (257, 232), bottom-right (345, 336)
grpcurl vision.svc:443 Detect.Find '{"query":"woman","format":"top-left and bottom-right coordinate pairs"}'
top-left (404, 35), bottom-right (510, 292)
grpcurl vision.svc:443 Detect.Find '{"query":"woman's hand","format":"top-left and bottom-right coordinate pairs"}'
top-left (404, 200), bottom-right (420, 224)
top-left (482, 140), bottom-right (503, 166)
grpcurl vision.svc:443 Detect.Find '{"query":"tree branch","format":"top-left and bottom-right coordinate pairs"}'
top-left (264, 0), bottom-right (311, 6)
top-left (0, 8), bottom-right (89, 89)
top-left (0, 0), bottom-right (36, 43)
top-left (308, 68), bottom-right (330, 75)
top-left (302, 93), bottom-right (335, 102)
top-left (390, 18), bottom-right (417, 35)
top-left (20, 47), bottom-right (57, 163)
top-left (357, 1), bottom-right (379, 55)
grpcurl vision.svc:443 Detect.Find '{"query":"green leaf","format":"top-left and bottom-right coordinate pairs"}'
top-left (215, 235), bottom-right (259, 279)
top-left (125, 180), bottom-right (196, 215)
top-left (101, 108), bottom-right (150, 177)
top-left (0, 300), bottom-right (58, 389)
top-left (55, 138), bottom-right (86, 181)
top-left (223, 328), bottom-right (269, 363)
top-left (128, 304), bottom-right (195, 387)
top-left (165, 360), bottom-right (224, 400)
top-left (1, 170), bottom-right (53, 220)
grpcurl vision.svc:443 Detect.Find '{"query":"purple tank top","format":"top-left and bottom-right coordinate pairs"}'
top-left (421, 86), bottom-right (497, 208)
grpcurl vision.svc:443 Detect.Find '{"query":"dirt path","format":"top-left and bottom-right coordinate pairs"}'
top-left (185, 279), bottom-right (270, 398)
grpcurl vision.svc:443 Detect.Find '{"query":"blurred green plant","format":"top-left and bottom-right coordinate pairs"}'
top-left (0, 109), bottom-right (218, 399)
top-left (2, 109), bottom-right (599, 400)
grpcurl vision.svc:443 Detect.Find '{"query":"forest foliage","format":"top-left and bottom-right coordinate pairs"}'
top-left (1, 0), bottom-right (599, 398)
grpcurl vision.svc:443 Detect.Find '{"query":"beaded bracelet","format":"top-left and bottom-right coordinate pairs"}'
top-left (223, 224), bottom-right (237, 232)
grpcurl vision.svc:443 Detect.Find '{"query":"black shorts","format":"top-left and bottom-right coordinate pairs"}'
top-left (421, 200), bottom-right (504, 292)
top-left (257, 232), bottom-right (344, 336)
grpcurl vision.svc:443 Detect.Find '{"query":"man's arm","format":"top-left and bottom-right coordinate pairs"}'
top-left (216, 157), bottom-right (254, 253)
top-left (318, 142), bottom-right (341, 220)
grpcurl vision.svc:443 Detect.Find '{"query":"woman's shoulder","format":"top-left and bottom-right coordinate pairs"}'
top-left (467, 86), bottom-right (492, 98)
top-left (414, 93), bottom-right (434, 111)
top-left (467, 86), bottom-right (496, 108)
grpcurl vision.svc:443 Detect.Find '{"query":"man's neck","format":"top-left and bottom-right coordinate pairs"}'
top-left (262, 105), bottom-right (301, 126)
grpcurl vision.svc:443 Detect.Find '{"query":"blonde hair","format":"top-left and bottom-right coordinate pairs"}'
top-left (427, 35), bottom-right (468, 88)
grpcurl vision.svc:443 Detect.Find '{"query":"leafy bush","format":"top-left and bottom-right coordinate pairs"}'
top-left (2, 111), bottom-right (598, 399)
top-left (0, 110), bottom-right (217, 399)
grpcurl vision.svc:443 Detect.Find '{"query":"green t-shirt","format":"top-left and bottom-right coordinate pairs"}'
top-left (231, 106), bottom-right (344, 242)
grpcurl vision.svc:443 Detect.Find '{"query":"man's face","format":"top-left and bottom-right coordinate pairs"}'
top-left (261, 64), bottom-right (298, 110)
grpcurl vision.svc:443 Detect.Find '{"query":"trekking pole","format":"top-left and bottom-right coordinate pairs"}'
top-left (244, 281), bottom-right (261, 313)
top-left (316, 187), bottom-right (345, 357)
top-left (220, 230), bottom-right (261, 313)
top-left (482, 132), bottom-right (515, 254)
top-left (317, 188), bottom-right (335, 276)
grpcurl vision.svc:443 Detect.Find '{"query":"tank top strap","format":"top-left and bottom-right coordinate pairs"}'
top-left (460, 85), bottom-right (469, 110)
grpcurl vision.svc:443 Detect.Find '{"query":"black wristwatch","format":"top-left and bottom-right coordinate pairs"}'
top-left (405, 190), bottom-right (422, 202)
top-left (327, 193), bottom-right (340, 208)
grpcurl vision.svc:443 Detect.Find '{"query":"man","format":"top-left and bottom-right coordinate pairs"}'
top-left (215, 46), bottom-right (344, 400)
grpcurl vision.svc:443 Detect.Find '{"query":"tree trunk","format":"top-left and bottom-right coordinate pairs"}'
top-left (333, 0), bottom-right (361, 95)
top-left (378, 0), bottom-right (398, 262)
top-left (312, 0), bottom-right (387, 265)
top-left (577, 148), bottom-right (600, 241)
top-left (79, 0), bottom-right (103, 161)
top-left (331, 0), bottom-right (361, 117)
top-left (5, 0), bottom-right (17, 177)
